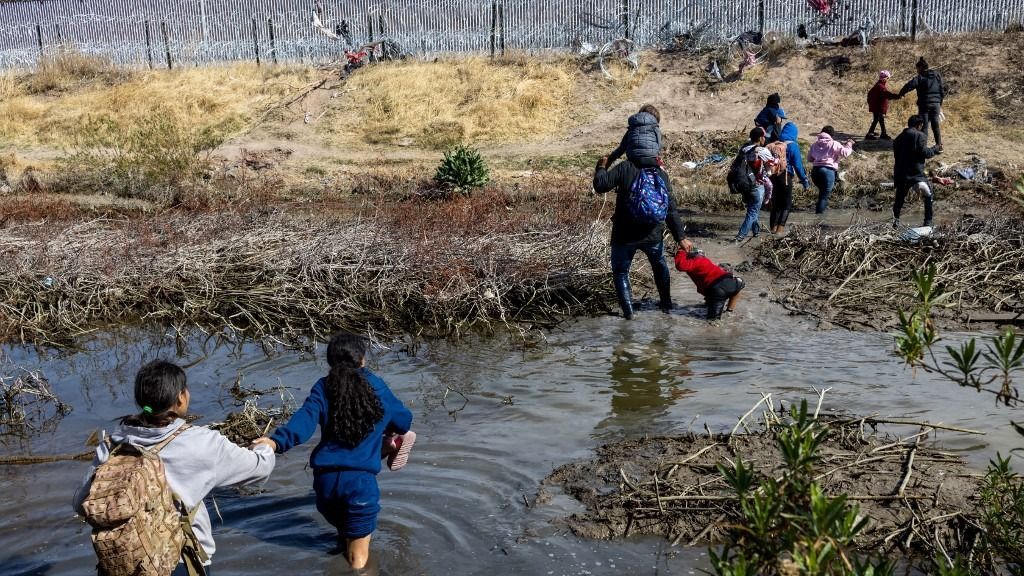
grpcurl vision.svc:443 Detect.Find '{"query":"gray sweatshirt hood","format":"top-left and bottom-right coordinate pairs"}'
top-left (107, 419), bottom-right (184, 447)
top-left (75, 418), bottom-right (275, 562)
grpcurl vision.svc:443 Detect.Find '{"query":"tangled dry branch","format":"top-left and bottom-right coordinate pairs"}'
top-left (546, 408), bottom-right (985, 563)
top-left (755, 217), bottom-right (1024, 329)
top-left (0, 206), bottom-right (615, 346)
top-left (0, 367), bottom-right (70, 440)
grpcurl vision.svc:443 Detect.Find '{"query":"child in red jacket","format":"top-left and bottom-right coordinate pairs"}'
top-left (674, 249), bottom-right (745, 320)
top-left (866, 70), bottom-right (897, 140)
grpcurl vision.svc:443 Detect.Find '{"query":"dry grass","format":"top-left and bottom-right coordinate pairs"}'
top-left (23, 51), bottom-right (129, 94)
top-left (942, 88), bottom-right (995, 133)
top-left (0, 62), bottom-right (315, 147)
top-left (756, 216), bottom-right (1024, 329)
top-left (0, 187), bottom-right (614, 346)
top-left (320, 57), bottom-right (576, 148)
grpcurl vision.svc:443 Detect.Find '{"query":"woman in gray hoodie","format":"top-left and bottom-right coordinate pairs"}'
top-left (73, 360), bottom-right (276, 575)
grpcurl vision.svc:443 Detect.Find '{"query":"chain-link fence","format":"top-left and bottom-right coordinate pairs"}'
top-left (1, 0), bottom-right (1022, 70)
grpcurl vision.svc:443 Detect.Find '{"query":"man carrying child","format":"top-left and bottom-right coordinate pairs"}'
top-left (594, 104), bottom-right (691, 320)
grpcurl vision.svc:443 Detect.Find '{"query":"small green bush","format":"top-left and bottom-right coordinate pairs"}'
top-left (711, 400), bottom-right (896, 576)
top-left (434, 144), bottom-right (489, 193)
top-left (58, 110), bottom-right (224, 204)
top-left (980, 454), bottom-right (1024, 573)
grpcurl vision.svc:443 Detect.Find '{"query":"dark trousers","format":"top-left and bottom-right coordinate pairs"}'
top-left (811, 166), bottom-right (837, 214)
top-left (610, 241), bottom-right (672, 318)
top-left (768, 173), bottom-right (792, 228)
top-left (868, 112), bottom-right (888, 136)
top-left (171, 564), bottom-right (209, 576)
top-left (893, 179), bottom-right (934, 226)
top-left (705, 275), bottom-right (745, 320)
top-left (919, 104), bottom-right (942, 146)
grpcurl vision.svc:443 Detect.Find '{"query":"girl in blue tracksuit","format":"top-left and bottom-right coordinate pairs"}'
top-left (254, 332), bottom-right (413, 569)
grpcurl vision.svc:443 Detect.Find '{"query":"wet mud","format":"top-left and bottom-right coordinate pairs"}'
top-left (543, 413), bottom-right (982, 561)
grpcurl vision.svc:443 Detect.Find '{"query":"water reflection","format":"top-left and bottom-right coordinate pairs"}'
top-left (3, 318), bottom-right (1023, 575)
top-left (596, 338), bottom-right (697, 435)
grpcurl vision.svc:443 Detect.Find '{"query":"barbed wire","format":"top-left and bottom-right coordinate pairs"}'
top-left (0, 0), bottom-right (1021, 70)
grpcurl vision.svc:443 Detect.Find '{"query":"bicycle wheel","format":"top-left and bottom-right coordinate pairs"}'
top-left (598, 38), bottom-right (638, 80)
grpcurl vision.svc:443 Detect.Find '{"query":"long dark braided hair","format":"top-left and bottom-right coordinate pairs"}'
top-left (324, 332), bottom-right (384, 447)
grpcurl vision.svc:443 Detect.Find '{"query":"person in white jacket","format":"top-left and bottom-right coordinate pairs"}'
top-left (73, 360), bottom-right (275, 575)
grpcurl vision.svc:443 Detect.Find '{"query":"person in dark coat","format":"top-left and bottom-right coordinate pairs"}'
top-left (754, 93), bottom-right (785, 142)
top-left (892, 115), bottom-right (940, 227)
top-left (897, 57), bottom-right (945, 150)
top-left (593, 157), bottom-right (691, 319)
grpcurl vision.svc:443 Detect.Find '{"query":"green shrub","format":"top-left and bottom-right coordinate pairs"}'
top-left (711, 400), bottom-right (896, 576)
top-left (58, 110), bottom-right (224, 204)
top-left (980, 455), bottom-right (1024, 573)
top-left (434, 144), bottom-right (489, 193)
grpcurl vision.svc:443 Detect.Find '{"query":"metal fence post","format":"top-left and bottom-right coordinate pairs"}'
top-left (499, 1), bottom-right (505, 55)
top-left (35, 23), bottom-right (43, 57)
top-left (145, 20), bottom-right (153, 69)
top-left (268, 17), bottom-right (277, 65)
top-left (622, 0), bottom-right (630, 39)
top-left (161, 21), bottom-right (172, 69)
top-left (251, 17), bottom-right (260, 66)
top-left (758, 0), bottom-right (765, 36)
top-left (911, 0), bottom-right (919, 41)
top-left (490, 0), bottom-right (497, 58)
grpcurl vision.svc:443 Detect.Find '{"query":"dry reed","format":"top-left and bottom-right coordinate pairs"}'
top-left (0, 192), bottom-right (615, 346)
top-left (755, 217), bottom-right (1024, 329)
top-left (546, 406), bottom-right (983, 561)
top-left (0, 367), bottom-right (70, 440)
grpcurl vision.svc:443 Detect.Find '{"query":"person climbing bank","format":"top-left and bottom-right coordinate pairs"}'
top-left (898, 57), bottom-right (945, 150)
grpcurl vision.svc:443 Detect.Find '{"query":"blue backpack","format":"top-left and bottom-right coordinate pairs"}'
top-left (628, 167), bottom-right (670, 224)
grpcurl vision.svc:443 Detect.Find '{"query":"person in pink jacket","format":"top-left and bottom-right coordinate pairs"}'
top-left (807, 126), bottom-right (854, 214)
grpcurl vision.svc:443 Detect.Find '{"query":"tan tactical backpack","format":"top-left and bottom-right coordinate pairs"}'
top-left (81, 425), bottom-right (208, 576)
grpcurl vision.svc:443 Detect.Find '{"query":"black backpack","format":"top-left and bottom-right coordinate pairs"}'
top-left (726, 147), bottom-right (755, 195)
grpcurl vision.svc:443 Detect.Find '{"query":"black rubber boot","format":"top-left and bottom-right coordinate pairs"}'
top-left (614, 274), bottom-right (634, 319)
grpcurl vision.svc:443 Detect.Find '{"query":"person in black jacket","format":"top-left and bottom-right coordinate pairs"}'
top-left (892, 115), bottom-right (940, 227)
top-left (593, 157), bottom-right (692, 319)
top-left (897, 57), bottom-right (945, 150)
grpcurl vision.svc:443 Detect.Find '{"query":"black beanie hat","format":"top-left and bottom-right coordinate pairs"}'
top-left (917, 57), bottom-right (928, 69)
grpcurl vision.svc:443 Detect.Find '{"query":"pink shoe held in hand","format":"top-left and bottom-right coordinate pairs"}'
top-left (386, 431), bottom-right (416, 471)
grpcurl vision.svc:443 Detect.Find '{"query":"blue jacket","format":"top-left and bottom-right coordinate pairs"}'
top-left (270, 369), bottom-right (413, 473)
top-left (778, 122), bottom-right (809, 188)
top-left (754, 105), bottom-right (781, 129)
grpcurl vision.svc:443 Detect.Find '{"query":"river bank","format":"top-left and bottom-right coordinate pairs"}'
top-left (3, 312), bottom-right (1022, 575)
top-left (2, 32), bottom-right (1024, 575)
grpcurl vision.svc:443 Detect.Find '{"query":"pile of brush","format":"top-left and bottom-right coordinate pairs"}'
top-left (755, 217), bottom-right (1024, 329)
top-left (0, 192), bottom-right (615, 345)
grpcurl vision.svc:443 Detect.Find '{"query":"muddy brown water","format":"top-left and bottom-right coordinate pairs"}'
top-left (1, 239), bottom-right (1020, 575)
